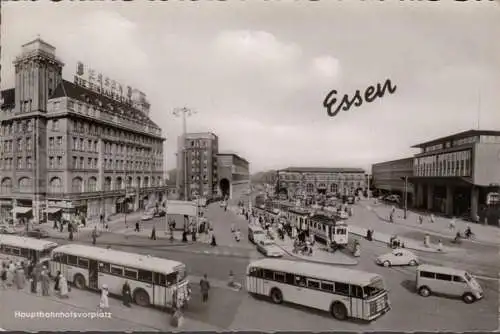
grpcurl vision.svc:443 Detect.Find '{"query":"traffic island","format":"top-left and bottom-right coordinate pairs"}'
top-left (275, 239), bottom-right (359, 266)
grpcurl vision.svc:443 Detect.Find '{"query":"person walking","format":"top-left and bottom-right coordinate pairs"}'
top-left (449, 217), bottom-right (456, 230)
top-left (99, 284), bottom-right (110, 311)
top-left (122, 281), bottom-right (132, 307)
top-left (150, 225), bottom-right (157, 240)
top-left (135, 222), bottom-right (140, 232)
top-left (15, 263), bottom-right (25, 290)
top-left (0, 263), bottom-right (7, 290)
top-left (41, 268), bottom-right (51, 296)
top-left (58, 272), bottom-right (69, 298)
top-left (54, 270), bottom-right (61, 293)
top-left (199, 274), bottom-right (210, 303)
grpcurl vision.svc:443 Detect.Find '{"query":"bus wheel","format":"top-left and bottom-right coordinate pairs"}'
top-left (330, 302), bottom-right (348, 320)
top-left (462, 293), bottom-right (476, 304)
top-left (418, 286), bottom-right (431, 297)
top-left (74, 274), bottom-right (86, 289)
top-left (134, 289), bottom-right (150, 307)
top-left (270, 288), bottom-right (283, 304)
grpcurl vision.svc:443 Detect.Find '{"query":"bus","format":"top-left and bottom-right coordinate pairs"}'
top-left (246, 259), bottom-right (390, 321)
top-left (49, 244), bottom-right (190, 309)
top-left (0, 235), bottom-right (58, 266)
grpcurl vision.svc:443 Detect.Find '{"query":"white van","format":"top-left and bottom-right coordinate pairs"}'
top-left (416, 264), bottom-right (483, 304)
top-left (248, 224), bottom-right (266, 244)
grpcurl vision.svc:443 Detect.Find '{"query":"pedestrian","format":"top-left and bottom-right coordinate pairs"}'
top-left (59, 221), bottom-right (64, 233)
top-left (53, 219), bottom-right (58, 230)
top-left (210, 233), bottom-right (217, 246)
top-left (69, 229), bottom-right (74, 241)
top-left (92, 226), bottom-right (98, 245)
top-left (6, 261), bottom-right (14, 287)
top-left (54, 270), bottom-right (61, 292)
top-left (235, 228), bottom-right (241, 242)
top-left (0, 263), bottom-right (7, 290)
top-left (199, 274), bottom-right (210, 303)
top-left (150, 225), bottom-right (157, 240)
top-left (30, 266), bottom-right (39, 294)
top-left (437, 239), bottom-right (443, 252)
top-left (99, 284), bottom-right (110, 311)
top-left (58, 272), bottom-right (69, 298)
top-left (449, 217), bottom-right (456, 230)
top-left (122, 281), bottom-right (132, 307)
top-left (191, 226), bottom-right (197, 242)
top-left (41, 268), bottom-right (50, 296)
top-left (15, 263), bottom-right (25, 289)
top-left (418, 215), bottom-right (423, 225)
top-left (135, 222), bottom-right (140, 232)
top-left (429, 214), bottom-right (435, 224)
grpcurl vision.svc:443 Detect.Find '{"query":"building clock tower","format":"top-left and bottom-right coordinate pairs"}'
top-left (13, 38), bottom-right (64, 223)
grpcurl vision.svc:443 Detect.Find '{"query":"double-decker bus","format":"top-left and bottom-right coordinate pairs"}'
top-left (49, 244), bottom-right (190, 308)
top-left (0, 235), bottom-right (58, 266)
top-left (246, 259), bottom-right (390, 321)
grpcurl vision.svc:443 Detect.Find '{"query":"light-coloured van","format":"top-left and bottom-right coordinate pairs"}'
top-left (248, 224), bottom-right (266, 244)
top-left (416, 264), bottom-right (483, 304)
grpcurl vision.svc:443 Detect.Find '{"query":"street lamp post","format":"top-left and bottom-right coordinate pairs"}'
top-left (173, 107), bottom-right (196, 201)
top-left (402, 176), bottom-right (408, 219)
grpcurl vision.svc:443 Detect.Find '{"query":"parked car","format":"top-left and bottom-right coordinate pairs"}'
top-left (25, 228), bottom-right (49, 239)
top-left (141, 211), bottom-right (154, 221)
top-left (376, 249), bottom-right (419, 267)
top-left (0, 224), bottom-right (17, 234)
top-left (256, 239), bottom-right (284, 257)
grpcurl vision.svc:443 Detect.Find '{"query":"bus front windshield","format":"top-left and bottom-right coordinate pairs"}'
top-left (363, 278), bottom-right (385, 298)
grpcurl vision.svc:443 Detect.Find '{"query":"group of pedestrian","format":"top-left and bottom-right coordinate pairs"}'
top-left (0, 260), bottom-right (26, 290)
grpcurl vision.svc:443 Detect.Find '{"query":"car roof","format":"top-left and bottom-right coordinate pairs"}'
top-left (417, 264), bottom-right (468, 275)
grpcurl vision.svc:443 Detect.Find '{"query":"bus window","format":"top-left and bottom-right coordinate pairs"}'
top-left (124, 268), bottom-right (138, 280)
top-left (166, 272), bottom-right (177, 286)
top-left (12, 248), bottom-right (20, 256)
top-left (334, 282), bottom-right (349, 296)
top-left (110, 265), bottom-right (124, 276)
top-left (21, 248), bottom-right (29, 258)
top-left (274, 272), bottom-right (285, 283)
top-left (138, 270), bottom-right (153, 283)
top-left (154, 273), bottom-right (166, 287)
top-left (99, 262), bottom-right (110, 273)
top-left (68, 255), bottom-right (78, 266)
top-left (59, 254), bottom-right (68, 264)
top-left (285, 273), bottom-right (295, 284)
top-left (351, 285), bottom-right (364, 298)
top-left (263, 269), bottom-right (274, 280)
top-left (295, 276), bottom-right (306, 287)
top-left (248, 267), bottom-right (261, 278)
top-left (307, 279), bottom-right (320, 290)
top-left (78, 258), bottom-right (89, 269)
top-left (321, 282), bottom-right (334, 292)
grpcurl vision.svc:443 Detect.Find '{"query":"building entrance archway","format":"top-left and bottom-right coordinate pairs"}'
top-left (220, 178), bottom-right (230, 198)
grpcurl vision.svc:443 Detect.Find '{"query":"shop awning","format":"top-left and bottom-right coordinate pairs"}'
top-left (46, 208), bottom-right (62, 214)
top-left (11, 207), bottom-right (32, 214)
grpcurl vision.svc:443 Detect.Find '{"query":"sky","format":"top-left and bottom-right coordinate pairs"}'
top-left (2, 1), bottom-right (499, 174)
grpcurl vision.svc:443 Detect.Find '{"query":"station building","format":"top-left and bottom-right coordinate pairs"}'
top-left (0, 38), bottom-right (166, 224)
top-left (276, 167), bottom-right (368, 197)
top-left (410, 130), bottom-right (500, 225)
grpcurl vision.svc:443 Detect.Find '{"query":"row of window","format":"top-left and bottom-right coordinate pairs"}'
top-left (279, 174), bottom-right (366, 181)
top-left (419, 271), bottom-right (467, 283)
top-left (0, 244), bottom-right (52, 260)
top-left (0, 138), bottom-right (33, 153)
top-left (0, 157), bottom-right (32, 170)
top-left (414, 151), bottom-right (471, 178)
top-left (0, 120), bottom-right (34, 136)
top-left (52, 253), bottom-right (180, 287)
top-left (248, 267), bottom-right (379, 298)
top-left (69, 119), bottom-right (162, 153)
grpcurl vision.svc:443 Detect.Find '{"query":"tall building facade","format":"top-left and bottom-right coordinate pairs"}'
top-left (0, 38), bottom-right (166, 223)
top-left (217, 153), bottom-right (250, 200)
top-left (277, 167), bottom-right (367, 197)
top-left (176, 132), bottom-right (219, 200)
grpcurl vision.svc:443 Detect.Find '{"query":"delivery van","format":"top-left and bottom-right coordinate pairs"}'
top-left (416, 264), bottom-right (483, 304)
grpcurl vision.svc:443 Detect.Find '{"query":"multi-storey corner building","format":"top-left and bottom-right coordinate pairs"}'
top-left (409, 130), bottom-right (500, 223)
top-left (0, 38), bottom-right (166, 223)
top-left (217, 153), bottom-right (250, 200)
top-left (371, 157), bottom-right (414, 205)
top-left (276, 167), bottom-right (367, 197)
top-left (176, 132), bottom-right (219, 200)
